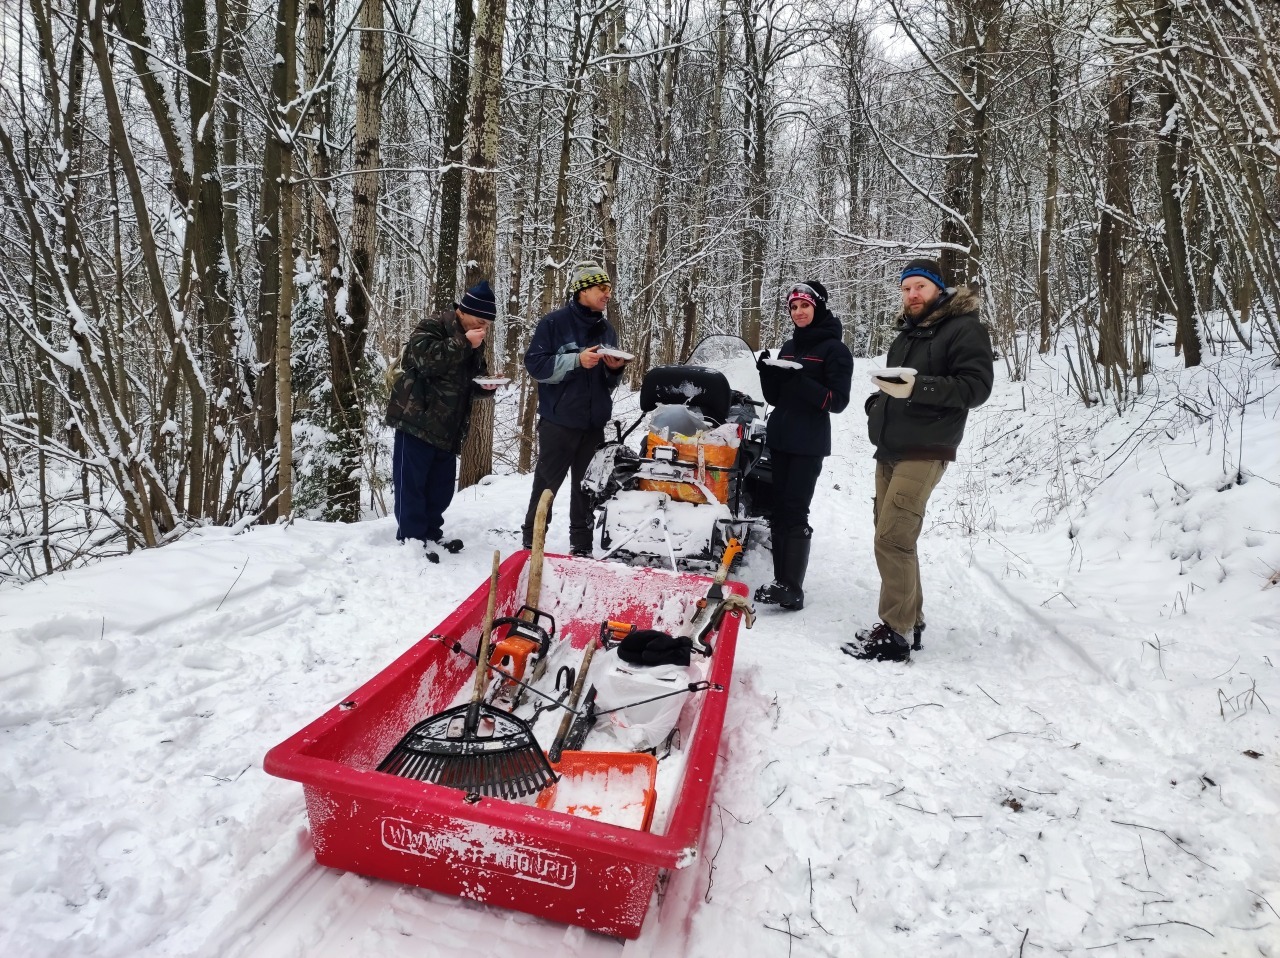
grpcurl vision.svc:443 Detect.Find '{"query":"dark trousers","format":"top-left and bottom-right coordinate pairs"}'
top-left (769, 449), bottom-right (824, 532)
top-left (522, 419), bottom-right (604, 550)
top-left (392, 430), bottom-right (456, 543)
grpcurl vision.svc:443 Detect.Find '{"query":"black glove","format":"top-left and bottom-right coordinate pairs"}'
top-left (617, 629), bottom-right (693, 667)
top-left (755, 349), bottom-right (770, 371)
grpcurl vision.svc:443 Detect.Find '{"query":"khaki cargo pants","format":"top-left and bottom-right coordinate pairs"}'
top-left (873, 459), bottom-right (948, 637)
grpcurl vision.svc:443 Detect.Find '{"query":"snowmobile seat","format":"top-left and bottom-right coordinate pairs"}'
top-left (639, 365), bottom-right (732, 425)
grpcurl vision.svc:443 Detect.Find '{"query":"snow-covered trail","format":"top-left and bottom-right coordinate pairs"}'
top-left (687, 371), bottom-right (1279, 957)
top-left (2, 354), bottom-right (1278, 957)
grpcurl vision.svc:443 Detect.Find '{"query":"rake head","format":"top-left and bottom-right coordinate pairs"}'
top-left (377, 701), bottom-right (558, 800)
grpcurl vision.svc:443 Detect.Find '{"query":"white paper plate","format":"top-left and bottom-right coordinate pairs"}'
top-left (473, 377), bottom-right (510, 387)
top-left (868, 367), bottom-right (917, 380)
top-left (596, 347), bottom-right (635, 361)
top-left (762, 358), bottom-right (803, 369)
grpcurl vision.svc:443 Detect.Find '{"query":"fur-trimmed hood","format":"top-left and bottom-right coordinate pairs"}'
top-left (898, 284), bottom-right (980, 329)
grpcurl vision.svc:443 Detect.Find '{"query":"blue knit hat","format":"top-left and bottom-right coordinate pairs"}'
top-left (458, 280), bottom-right (497, 320)
top-left (899, 259), bottom-right (946, 290)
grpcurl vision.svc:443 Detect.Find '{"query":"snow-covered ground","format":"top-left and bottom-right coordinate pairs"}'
top-left (2, 343), bottom-right (1278, 957)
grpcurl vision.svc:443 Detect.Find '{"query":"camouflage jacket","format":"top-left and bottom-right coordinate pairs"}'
top-left (384, 308), bottom-right (492, 454)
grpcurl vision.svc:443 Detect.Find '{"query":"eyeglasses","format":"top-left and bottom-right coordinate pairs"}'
top-left (785, 283), bottom-right (824, 303)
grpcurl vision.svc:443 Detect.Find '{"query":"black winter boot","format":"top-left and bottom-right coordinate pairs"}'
top-left (754, 526), bottom-right (810, 610)
top-left (841, 622), bottom-right (911, 662)
top-left (754, 524), bottom-right (791, 606)
top-left (777, 527), bottom-right (811, 610)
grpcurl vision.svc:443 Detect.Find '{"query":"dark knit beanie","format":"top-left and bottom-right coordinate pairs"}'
top-left (899, 259), bottom-right (946, 290)
top-left (802, 279), bottom-right (828, 303)
top-left (458, 279), bottom-right (497, 320)
top-left (567, 261), bottom-right (611, 296)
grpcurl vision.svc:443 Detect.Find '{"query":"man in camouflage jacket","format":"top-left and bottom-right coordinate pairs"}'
top-left (385, 280), bottom-right (499, 561)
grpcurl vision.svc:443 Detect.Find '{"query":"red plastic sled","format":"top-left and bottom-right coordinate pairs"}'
top-left (264, 551), bottom-right (748, 939)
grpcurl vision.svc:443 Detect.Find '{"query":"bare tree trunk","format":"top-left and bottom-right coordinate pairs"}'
top-left (965, 0), bottom-right (998, 285)
top-left (1152, 0), bottom-right (1200, 367)
top-left (938, 0), bottom-right (1001, 285)
top-left (637, 0), bottom-right (684, 370)
top-left (592, 4), bottom-right (629, 337)
top-left (323, 0), bottom-right (383, 521)
top-left (305, 0), bottom-right (342, 348)
top-left (539, 0), bottom-right (599, 319)
top-left (505, 150), bottom-right (530, 376)
top-left (433, 0), bottom-right (474, 311)
top-left (220, 1), bottom-right (247, 291)
top-left (303, 0), bottom-right (349, 519)
top-left (184, 0), bottom-right (234, 519)
top-left (739, 3), bottom-right (771, 350)
top-left (680, 0), bottom-right (727, 360)
top-left (276, 0), bottom-right (300, 518)
top-left (253, 0), bottom-right (289, 522)
top-left (112, 0), bottom-right (216, 521)
top-left (1038, 31), bottom-right (1060, 355)
top-left (458, 0), bottom-right (509, 490)
top-left (1096, 70), bottom-right (1132, 385)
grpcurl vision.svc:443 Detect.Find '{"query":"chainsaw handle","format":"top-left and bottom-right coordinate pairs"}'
top-left (562, 688), bottom-right (599, 752)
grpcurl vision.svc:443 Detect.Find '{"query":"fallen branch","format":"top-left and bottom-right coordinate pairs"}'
top-left (1111, 820), bottom-right (1216, 870)
top-left (1133, 919), bottom-right (1213, 937)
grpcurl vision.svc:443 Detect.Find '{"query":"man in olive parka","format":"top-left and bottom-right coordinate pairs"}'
top-left (845, 259), bottom-right (994, 662)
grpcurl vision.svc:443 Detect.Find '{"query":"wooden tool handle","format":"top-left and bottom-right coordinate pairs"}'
top-left (523, 489), bottom-right (554, 620)
top-left (470, 551), bottom-right (503, 703)
top-left (549, 641), bottom-right (596, 763)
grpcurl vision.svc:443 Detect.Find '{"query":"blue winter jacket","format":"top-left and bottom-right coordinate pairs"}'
top-left (524, 298), bottom-right (623, 430)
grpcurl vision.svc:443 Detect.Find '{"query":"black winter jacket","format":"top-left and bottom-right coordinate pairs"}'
top-left (865, 286), bottom-right (994, 461)
top-left (524, 298), bottom-right (623, 430)
top-left (760, 307), bottom-right (854, 457)
top-left (385, 308), bottom-right (492, 454)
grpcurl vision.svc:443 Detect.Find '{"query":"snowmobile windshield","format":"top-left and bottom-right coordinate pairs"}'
top-left (684, 335), bottom-right (764, 405)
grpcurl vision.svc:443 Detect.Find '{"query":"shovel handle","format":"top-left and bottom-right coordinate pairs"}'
top-left (470, 551), bottom-right (504, 703)
top-left (549, 641), bottom-right (596, 763)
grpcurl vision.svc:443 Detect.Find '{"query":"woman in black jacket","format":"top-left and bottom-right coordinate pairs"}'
top-left (754, 281), bottom-right (854, 610)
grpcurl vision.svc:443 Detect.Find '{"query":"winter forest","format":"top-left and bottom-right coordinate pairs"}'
top-left (1, 0), bottom-right (1277, 578)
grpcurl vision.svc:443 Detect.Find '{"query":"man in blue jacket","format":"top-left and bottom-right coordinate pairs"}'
top-left (521, 261), bottom-right (628, 554)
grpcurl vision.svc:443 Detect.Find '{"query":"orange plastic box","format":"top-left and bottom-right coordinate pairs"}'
top-left (537, 751), bottom-right (659, 833)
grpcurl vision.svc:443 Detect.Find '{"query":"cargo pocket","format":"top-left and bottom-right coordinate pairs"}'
top-left (879, 489), bottom-right (927, 553)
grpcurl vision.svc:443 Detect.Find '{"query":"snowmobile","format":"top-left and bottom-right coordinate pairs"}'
top-left (583, 335), bottom-right (774, 572)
